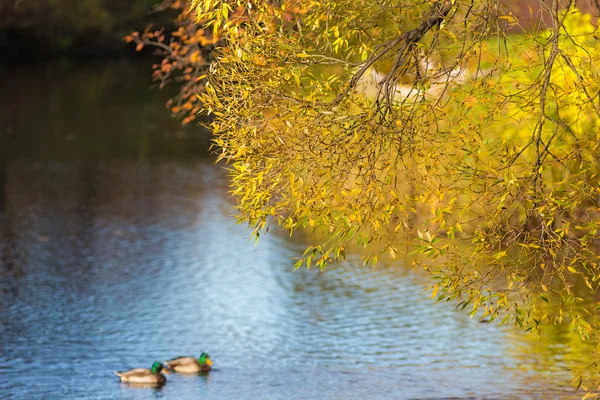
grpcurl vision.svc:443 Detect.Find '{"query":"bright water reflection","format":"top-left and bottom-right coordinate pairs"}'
top-left (0, 59), bottom-right (580, 399)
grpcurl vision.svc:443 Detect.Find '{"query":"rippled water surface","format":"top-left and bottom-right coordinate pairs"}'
top-left (0, 60), bottom-right (582, 399)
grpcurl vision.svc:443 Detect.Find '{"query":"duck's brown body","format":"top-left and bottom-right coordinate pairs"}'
top-left (114, 368), bottom-right (167, 384)
top-left (165, 357), bottom-right (212, 373)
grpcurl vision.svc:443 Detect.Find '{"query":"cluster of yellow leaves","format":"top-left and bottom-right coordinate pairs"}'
top-left (189, 0), bottom-right (600, 389)
top-left (195, 0), bottom-right (600, 294)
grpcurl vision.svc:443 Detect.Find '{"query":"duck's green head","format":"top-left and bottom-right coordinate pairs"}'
top-left (151, 362), bottom-right (168, 374)
top-left (199, 353), bottom-right (212, 367)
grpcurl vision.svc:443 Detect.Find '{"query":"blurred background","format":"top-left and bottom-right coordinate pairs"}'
top-left (0, 0), bottom-right (175, 61)
top-left (0, 1), bottom-right (597, 399)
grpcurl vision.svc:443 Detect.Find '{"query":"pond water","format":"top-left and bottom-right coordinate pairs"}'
top-left (0, 59), bottom-right (583, 399)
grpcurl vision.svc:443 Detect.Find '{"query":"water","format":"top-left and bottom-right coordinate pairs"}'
top-left (0, 59), bottom-right (582, 399)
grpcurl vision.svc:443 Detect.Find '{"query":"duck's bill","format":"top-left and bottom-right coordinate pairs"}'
top-left (162, 367), bottom-right (171, 374)
top-left (206, 359), bottom-right (213, 367)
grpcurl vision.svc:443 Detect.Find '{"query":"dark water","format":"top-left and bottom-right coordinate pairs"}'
top-left (0, 59), bottom-right (582, 399)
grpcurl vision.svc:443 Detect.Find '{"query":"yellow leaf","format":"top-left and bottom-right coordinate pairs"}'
top-left (431, 284), bottom-right (438, 300)
top-left (388, 246), bottom-right (397, 259)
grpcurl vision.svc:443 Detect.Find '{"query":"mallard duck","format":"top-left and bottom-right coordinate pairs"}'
top-left (164, 352), bottom-right (213, 373)
top-left (114, 361), bottom-right (169, 384)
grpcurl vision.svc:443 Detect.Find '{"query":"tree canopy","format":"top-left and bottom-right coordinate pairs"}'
top-left (142, 0), bottom-right (600, 390)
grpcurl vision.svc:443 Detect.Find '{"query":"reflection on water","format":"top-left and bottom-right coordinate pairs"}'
top-left (0, 59), bottom-right (583, 399)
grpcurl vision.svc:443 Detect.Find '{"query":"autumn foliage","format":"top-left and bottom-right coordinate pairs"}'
top-left (182, 0), bottom-right (600, 387)
top-left (126, 0), bottom-right (220, 125)
top-left (140, 0), bottom-right (600, 391)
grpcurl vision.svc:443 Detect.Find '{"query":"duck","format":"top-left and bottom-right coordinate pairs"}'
top-left (164, 352), bottom-right (213, 373)
top-left (114, 361), bottom-right (169, 384)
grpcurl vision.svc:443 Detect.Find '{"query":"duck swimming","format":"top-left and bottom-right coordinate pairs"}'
top-left (164, 352), bottom-right (212, 373)
top-left (114, 361), bottom-right (169, 384)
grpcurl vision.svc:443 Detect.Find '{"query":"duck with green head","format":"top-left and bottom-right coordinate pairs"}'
top-left (114, 361), bottom-right (169, 384)
top-left (164, 352), bottom-right (212, 373)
